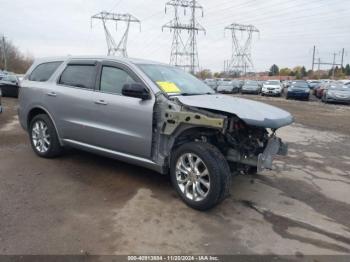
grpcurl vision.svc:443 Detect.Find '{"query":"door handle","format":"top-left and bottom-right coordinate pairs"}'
top-left (94, 100), bottom-right (108, 105)
top-left (46, 92), bottom-right (57, 97)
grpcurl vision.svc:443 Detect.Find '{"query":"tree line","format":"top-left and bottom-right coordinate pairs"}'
top-left (195, 64), bottom-right (350, 80)
top-left (268, 64), bottom-right (350, 79)
top-left (0, 35), bottom-right (33, 74)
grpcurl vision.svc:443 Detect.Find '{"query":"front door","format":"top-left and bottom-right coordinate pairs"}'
top-left (91, 62), bottom-right (154, 159)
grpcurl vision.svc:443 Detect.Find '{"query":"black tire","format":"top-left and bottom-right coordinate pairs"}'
top-left (29, 114), bottom-right (63, 158)
top-left (170, 142), bottom-right (231, 210)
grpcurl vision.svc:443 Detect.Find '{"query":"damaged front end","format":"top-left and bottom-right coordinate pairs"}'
top-left (224, 117), bottom-right (288, 173)
top-left (153, 93), bottom-right (291, 174)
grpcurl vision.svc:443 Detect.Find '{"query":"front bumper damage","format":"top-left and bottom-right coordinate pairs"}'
top-left (257, 136), bottom-right (288, 172)
top-left (226, 135), bottom-right (288, 173)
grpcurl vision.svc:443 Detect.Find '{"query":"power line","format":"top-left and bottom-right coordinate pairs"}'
top-left (162, 0), bottom-right (205, 73)
top-left (91, 11), bottom-right (141, 57)
top-left (225, 23), bottom-right (259, 76)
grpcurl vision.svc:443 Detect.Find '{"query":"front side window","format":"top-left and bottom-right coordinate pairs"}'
top-left (100, 66), bottom-right (136, 95)
top-left (28, 61), bottom-right (62, 82)
top-left (59, 65), bottom-right (96, 89)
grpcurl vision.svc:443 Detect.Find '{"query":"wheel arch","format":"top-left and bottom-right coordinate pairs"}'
top-left (27, 106), bottom-right (63, 145)
top-left (165, 125), bottom-right (221, 167)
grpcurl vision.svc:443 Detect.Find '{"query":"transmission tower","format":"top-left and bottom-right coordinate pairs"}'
top-left (224, 23), bottom-right (259, 76)
top-left (91, 11), bottom-right (140, 57)
top-left (162, 0), bottom-right (205, 73)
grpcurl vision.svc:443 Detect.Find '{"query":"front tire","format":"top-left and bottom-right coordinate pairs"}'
top-left (29, 114), bottom-right (63, 158)
top-left (170, 142), bottom-right (231, 210)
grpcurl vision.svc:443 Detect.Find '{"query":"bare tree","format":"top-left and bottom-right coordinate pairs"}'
top-left (0, 36), bottom-right (33, 73)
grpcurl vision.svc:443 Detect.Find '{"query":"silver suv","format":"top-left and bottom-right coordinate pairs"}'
top-left (19, 56), bottom-right (293, 210)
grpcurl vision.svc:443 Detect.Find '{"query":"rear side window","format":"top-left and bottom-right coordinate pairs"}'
top-left (28, 61), bottom-right (62, 82)
top-left (59, 65), bottom-right (96, 89)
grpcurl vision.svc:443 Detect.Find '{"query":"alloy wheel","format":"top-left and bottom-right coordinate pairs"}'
top-left (31, 120), bottom-right (51, 153)
top-left (175, 153), bottom-right (210, 201)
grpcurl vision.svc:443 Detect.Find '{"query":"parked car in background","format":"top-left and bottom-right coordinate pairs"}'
top-left (261, 80), bottom-right (283, 96)
top-left (257, 80), bottom-right (264, 88)
top-left (16, 74), bottom-right (25, 82)
top-left (338, 80), bottom-right (350, 85)
top-left (286, 81), bottom-right (310, 100)
top-left (322, 84), bottom-right (350, 104)
top-left (281, 80), bottom-right (289, 88)
top-left (0, 74), bottom-right (20, 97)
top-left (203, 79), bottom-right (218, 91)
top-left (18, 56), bottom-right (293, 210)
top-left (241, 80), bottom-right (261, 94)
top-left (217, 80), bottom-right (239, 94)
top-left (232, 80), bottom-right (241, 93)
top-left (314, 82), bottom-right (341, 99)
top-left (308, 80), bottom-right (321, 89)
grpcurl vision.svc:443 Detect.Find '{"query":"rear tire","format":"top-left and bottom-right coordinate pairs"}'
top-left (29, 114), bottom-right (63, 158)
top-left (170, 142), bottom-right (231, 210)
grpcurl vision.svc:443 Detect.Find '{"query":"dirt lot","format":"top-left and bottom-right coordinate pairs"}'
top-left (0, 96), bottom-right (350, 256)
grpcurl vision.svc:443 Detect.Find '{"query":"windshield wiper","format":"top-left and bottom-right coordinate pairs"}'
top-left (180, 92), bottom-right (214, 96)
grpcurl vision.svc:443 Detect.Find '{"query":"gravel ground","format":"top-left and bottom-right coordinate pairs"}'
top-left (0, 96), bottom-right (350, 257)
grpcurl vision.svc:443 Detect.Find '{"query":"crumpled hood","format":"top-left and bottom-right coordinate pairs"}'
top-left (176, 94), bottom-right (294, 129)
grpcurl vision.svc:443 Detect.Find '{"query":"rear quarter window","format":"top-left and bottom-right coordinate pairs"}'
top-left (28, 61), bottom-right (63, 82)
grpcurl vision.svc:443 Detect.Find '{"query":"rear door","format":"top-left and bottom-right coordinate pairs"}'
top-left (48, 60), bottom-right (99, 144)
top-left (91, 61), bottom-right (154, 159)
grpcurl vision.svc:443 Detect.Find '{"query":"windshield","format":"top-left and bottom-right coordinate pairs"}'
top-left (291, 81), bottom-right (309, 88)
top-left (329, 84), bottom-right (348, 90)
top-left (3, 75), bottom-right (17, 82)
top-left (265, 81), bottom-right (280, 85)
top-left (139, 64), bottom-right (214, 95)
top-left (218, 81), bottom-right (232, 86)
top-left (245, 81), bottom-right (258, 86)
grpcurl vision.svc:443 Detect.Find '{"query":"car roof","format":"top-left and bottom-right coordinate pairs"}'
top-left (33, 56), bottom-right (168, 66)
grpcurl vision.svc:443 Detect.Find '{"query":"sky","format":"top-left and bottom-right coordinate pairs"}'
top-left (0, 0), bottom-right (349, 72)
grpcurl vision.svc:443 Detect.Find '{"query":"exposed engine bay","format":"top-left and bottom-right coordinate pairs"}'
top-left (153, 93), bottom-right (289, 174)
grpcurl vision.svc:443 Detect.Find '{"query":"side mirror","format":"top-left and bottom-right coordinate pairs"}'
top-left (122, 83), bottom-right (150, 100)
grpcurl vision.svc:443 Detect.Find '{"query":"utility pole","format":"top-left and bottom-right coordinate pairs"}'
top-left (312, 46), bottom-right (345, 79)
top-left (332, 52), bottom-right (337, 79)
top-left (311, 45), bottom-right (315, 71)
top-left (1, 36), bottom-right (7, 70)
top-left (224, 23), bottom-right (259, 77)
top-left (341, 48), bottom-right (345, 68)
top-left (163, 0), bottom-right (205, 74)
top-left (91, 11), bottom-right (140, 57)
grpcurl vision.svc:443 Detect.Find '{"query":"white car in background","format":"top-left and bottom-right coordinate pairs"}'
top-left (262, 80), bottom-right (283, 96)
